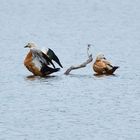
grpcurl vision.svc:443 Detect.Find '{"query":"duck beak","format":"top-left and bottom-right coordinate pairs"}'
top-left (47, 48), bottom-right (63, 68)
top-left (24, 45), bottom-right (28, 48)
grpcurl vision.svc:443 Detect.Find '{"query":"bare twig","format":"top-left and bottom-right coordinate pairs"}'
top-left (64, 44), bottom-right (93, 75)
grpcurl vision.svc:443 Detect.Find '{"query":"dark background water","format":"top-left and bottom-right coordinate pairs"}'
top-left (0, 0), bottom-right (140, 139)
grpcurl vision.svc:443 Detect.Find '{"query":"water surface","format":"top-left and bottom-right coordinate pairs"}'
top-left (0, 0), bottom-right (140, 140)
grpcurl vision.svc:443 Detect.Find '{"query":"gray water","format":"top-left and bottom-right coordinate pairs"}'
top-left (0, 0), bottom-right (140, 140)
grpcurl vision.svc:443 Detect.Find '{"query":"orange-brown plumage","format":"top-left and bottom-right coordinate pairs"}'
top-left (24, 43), bottom-right (62, 76)
top-left (24, 50), bottom-right (42, 76)
top-left (93, 54), bottom-right (119, 75)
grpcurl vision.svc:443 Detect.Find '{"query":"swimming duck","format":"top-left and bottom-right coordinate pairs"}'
top-left (24, 43), bottom-right (63, 76)
top-left (93, 54), bottom-right (119, 75)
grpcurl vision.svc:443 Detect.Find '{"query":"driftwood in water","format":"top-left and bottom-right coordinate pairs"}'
top-left (64, 45), bottom-right (93, 75)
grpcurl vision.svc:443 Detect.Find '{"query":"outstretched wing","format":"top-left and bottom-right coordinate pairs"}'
top-left (41, 52), bottom-right (55, 68)
top-left (31, 48), bottom-right (55, 68)
top-left (42, 48), bottom-right (63, 68)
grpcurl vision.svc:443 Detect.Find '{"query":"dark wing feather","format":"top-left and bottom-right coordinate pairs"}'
top-left (31, 48), bottom-right (56, 68)
top-left (41, 64), bottom-right (60, 76)
top-left (41, 52), bottom-right (55, 68)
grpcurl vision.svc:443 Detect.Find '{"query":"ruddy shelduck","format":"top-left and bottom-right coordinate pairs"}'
top-left (24, 43), bottom-right (63, 76)
top-left (93, 54), bottom-right (119, 75)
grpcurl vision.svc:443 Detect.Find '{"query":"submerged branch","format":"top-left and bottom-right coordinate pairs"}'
top-left (64, 44), bottom-right (93, 75)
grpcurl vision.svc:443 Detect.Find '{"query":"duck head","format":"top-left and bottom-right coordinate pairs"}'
top-left (96, 54), bottom-right (106, 61)
top-left (24, 43), bottom-right (36, 48)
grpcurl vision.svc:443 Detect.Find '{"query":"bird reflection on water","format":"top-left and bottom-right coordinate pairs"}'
top-left (26, 75), bottom-right (57, 81)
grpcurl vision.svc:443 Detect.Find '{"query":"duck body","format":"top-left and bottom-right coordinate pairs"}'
top-left (93, 54), bottom-right (119, 75)
top-left (24, 43), bottom-right (62, 76)
top-left (24, 50), bottom-right (40, 76)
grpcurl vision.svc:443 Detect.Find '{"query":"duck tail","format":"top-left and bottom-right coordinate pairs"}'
top-left (52, 68), bottom-right (60, 72)
top-left (113, 66), bottom-right (119, 71)
top-left (107, 66), bottom-right (119, 74)
top-left (41, 65), bottom-right (60, 76)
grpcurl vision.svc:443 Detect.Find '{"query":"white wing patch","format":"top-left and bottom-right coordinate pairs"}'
top-left (41, 48), bottom-right (48, 55)
top-left (31, 48), bottom-right (45, 70)
top-left (32, 57), bottom-right (42, 70)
